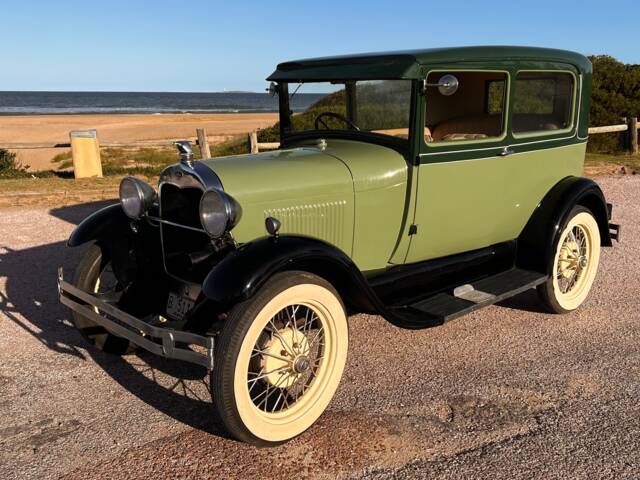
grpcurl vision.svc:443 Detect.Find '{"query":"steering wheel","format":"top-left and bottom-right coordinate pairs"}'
top-left (314, 112), bottom-right (360, 131)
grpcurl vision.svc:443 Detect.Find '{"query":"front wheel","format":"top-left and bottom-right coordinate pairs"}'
top-left (212, 271), bottom-right (348, 446)
top-left (72, 244), bottom-right (136, 355)
top-left (537, 206), bottom-right (601, 313)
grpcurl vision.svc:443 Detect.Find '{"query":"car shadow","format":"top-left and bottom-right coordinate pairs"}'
top-left (0, 200), bottom-right (227, 438)
top-left (496, 288), bottom-right (549, 314)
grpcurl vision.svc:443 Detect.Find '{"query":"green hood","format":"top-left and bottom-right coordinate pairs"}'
top-left (201, 144), bottom-right (354, 253)
top-left (201, 139), bottom-right (408, 269)
top-left (202, 146), bottom-right (353, 206)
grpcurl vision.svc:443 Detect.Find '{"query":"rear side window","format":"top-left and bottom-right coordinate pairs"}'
top-left (512, 72), bottom-right (574, 134)
top-left (486, 80), bottom-right (505, 115)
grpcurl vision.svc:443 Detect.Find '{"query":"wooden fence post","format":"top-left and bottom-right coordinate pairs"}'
top-left (629, 117), bottom-right (638, 155)
top-left (248, 131), bottom-right (259, 154)
top-left (196, 128), bottom-right (211, 159)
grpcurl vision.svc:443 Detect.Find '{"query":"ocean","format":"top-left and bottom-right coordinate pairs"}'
top-left (0, 91), bottom-right (324, 115)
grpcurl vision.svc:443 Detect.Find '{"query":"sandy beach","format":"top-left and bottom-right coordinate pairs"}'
top-left (0, 113), bottom-right (279, 171)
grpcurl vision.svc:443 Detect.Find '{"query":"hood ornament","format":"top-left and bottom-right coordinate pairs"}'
top-left (174, 140), bottom-right (194, 166)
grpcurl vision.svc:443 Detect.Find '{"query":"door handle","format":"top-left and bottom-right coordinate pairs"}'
top-left (499, 146), bottom-right (514, 157)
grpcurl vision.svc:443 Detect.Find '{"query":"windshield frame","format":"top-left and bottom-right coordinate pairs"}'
top-left (277, 80), bottom-right (418, 153)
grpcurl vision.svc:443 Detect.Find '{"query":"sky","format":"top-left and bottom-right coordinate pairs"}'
top-left (1, 0), bottom-right (639, 92)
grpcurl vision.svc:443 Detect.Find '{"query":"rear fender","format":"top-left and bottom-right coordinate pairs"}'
top-left (517, 176), bottom-right (612, 274)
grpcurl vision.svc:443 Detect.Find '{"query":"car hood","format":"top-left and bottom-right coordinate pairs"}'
top-left (200, 139), bottom-right (407, 202)
top-left (199, 139), bottom-right (408, 251)
top-left (200, 144), bottom-right (353, 206)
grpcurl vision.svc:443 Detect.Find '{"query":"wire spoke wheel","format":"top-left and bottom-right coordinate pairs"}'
top-left (556, 225), bottom-right (589, 294)
top-left (213, 272), bottom-right (348, 445)
top-left (538, 207), bottom-right (600, 313)
top-left (247, 304), bottom-right (325, 413)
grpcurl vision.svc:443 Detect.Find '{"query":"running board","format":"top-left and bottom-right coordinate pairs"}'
top-left (388, 268), bottom-right (547, 325)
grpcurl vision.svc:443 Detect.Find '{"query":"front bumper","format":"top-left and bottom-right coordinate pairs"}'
top-left (57, 268), bottom-right (214, 370)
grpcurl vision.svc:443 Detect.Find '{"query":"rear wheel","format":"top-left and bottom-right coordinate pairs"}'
top-left (212, 271), bottom-right (348, 446)
top-left (537, 206), bottom-right (601, 313)
top-left (72, 244), bottom-right (135, 355)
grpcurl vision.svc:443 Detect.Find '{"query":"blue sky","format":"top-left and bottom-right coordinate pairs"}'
top-left (1, 0), bottom-right (639, 92)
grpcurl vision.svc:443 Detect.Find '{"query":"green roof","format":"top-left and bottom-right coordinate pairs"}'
top-left (267, 46), bottom-right (591, 82)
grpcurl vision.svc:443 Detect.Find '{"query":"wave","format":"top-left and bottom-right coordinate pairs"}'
top-left (0, 106), bottom-right (281, 115)
top-left (0, 91), bottom-right (322, 115)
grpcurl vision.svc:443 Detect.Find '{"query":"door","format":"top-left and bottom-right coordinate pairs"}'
top-left (405, 69), bottom-right (512, 263)
top-left (405, 68), bottom-right (581, 264)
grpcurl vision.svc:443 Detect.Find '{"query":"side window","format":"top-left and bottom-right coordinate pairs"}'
top-left (512, 72), bottom-right (574, 135)
top-left (425, 71), bottom-right (507, 143)
top-left (486, 80), bottom-right (505, 115)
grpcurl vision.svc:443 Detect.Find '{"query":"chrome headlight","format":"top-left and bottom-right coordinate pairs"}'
top-left (199, 189), bottom-right (242, 237)
top-left (119, 177), bottom-right (157, 220)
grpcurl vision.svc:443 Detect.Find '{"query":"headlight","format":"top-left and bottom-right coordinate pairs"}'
top-left (199, 189), bottom-right (242, 237)
top-left (119, 177), bottom-right (157, 220)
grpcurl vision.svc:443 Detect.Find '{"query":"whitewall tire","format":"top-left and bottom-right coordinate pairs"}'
top-left (212, 271), bottom-right (348, 446)
top-left (537, 206), bottom-right (601, 313)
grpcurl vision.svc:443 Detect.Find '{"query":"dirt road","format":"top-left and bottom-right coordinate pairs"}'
top-left (1, 176), bottom-right (638, 479)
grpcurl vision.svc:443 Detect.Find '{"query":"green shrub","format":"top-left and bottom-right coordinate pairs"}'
top-left (51, 150), bottom-right (73, 168)
top-left (0, 149), bottom-right (30, 178)
top-left (588, 55), bottom-right (640, 153)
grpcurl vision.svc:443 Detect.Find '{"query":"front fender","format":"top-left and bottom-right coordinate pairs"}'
top-left (517, 176), bottom-right (612, 273)
top-left (202, 235), bottom-right (378, 313)
top-left (67, 203), bottom-right (130, 247)
top-left (67, 203), bottom-right (164, 292)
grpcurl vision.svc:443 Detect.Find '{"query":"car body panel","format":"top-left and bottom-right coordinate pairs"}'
top-left (201, 147), bottom-right (355, 256)
top-left (406, 142), bottom-right (586, 262)
top-left (200, 139), bottom-right (408, 271)
top-left (268, 45), bottom-right (591, 80)
top-left (315, 139), bottom-right (408, 271)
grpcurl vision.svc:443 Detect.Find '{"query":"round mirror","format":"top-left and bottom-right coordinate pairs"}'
top-left (438, 74), bottom-right (459, 96)
top-left (266, 81), bottom-right (278, 97)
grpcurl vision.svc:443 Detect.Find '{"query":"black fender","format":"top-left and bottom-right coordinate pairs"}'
top-left (201, 235), bottom-right (441, 330)
top-left (517, 176), bottom-right (612, 274)
top-left (67, 203), bottom-right (130, 247)
top-left (67, 203), bottom-right (164, 299)
top-left (202, 235), bottom-right (381, 314)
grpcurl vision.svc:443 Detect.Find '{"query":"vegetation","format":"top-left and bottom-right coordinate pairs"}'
top-left (0, 149), bottom-right (30, 178)
top-left (50, 146), bottom-right (185, 176)
top-left (588, 55), bottom-right (640, 153)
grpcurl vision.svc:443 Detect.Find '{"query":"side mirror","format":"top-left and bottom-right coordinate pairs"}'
top-left (424, 74), bottom-right (459, 96)
top-left (266, 82), bottom-right (278, 97)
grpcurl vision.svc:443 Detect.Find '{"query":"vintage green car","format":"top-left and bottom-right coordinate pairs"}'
top-left (59, 46), bottom-right (620, 446)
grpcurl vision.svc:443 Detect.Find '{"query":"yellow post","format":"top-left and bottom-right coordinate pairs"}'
top-left (70, 130), bottom-right (102, 178)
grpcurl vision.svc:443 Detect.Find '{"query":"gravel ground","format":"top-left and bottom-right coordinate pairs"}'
top-left (0, 175), bottom-right (638, 480)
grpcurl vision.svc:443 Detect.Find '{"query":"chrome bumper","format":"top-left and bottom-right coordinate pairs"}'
top-left (57, 268), bottom-right (214, 370)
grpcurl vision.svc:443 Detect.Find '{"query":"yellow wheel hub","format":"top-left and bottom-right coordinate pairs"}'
top-left (262, 327), bottom-right (310, 388)
top-left (558, 240), bottom-right (580, 279)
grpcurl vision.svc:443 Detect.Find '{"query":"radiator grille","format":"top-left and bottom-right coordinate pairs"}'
top-left (160, 184), bottom-right (209, 281)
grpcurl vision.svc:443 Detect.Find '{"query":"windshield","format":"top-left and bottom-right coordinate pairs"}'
top-left (282, 80), bottom-right (412, 141)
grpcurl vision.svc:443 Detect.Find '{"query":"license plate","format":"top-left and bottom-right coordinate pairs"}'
top-left (166, 292), bottom-right (195, 321)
